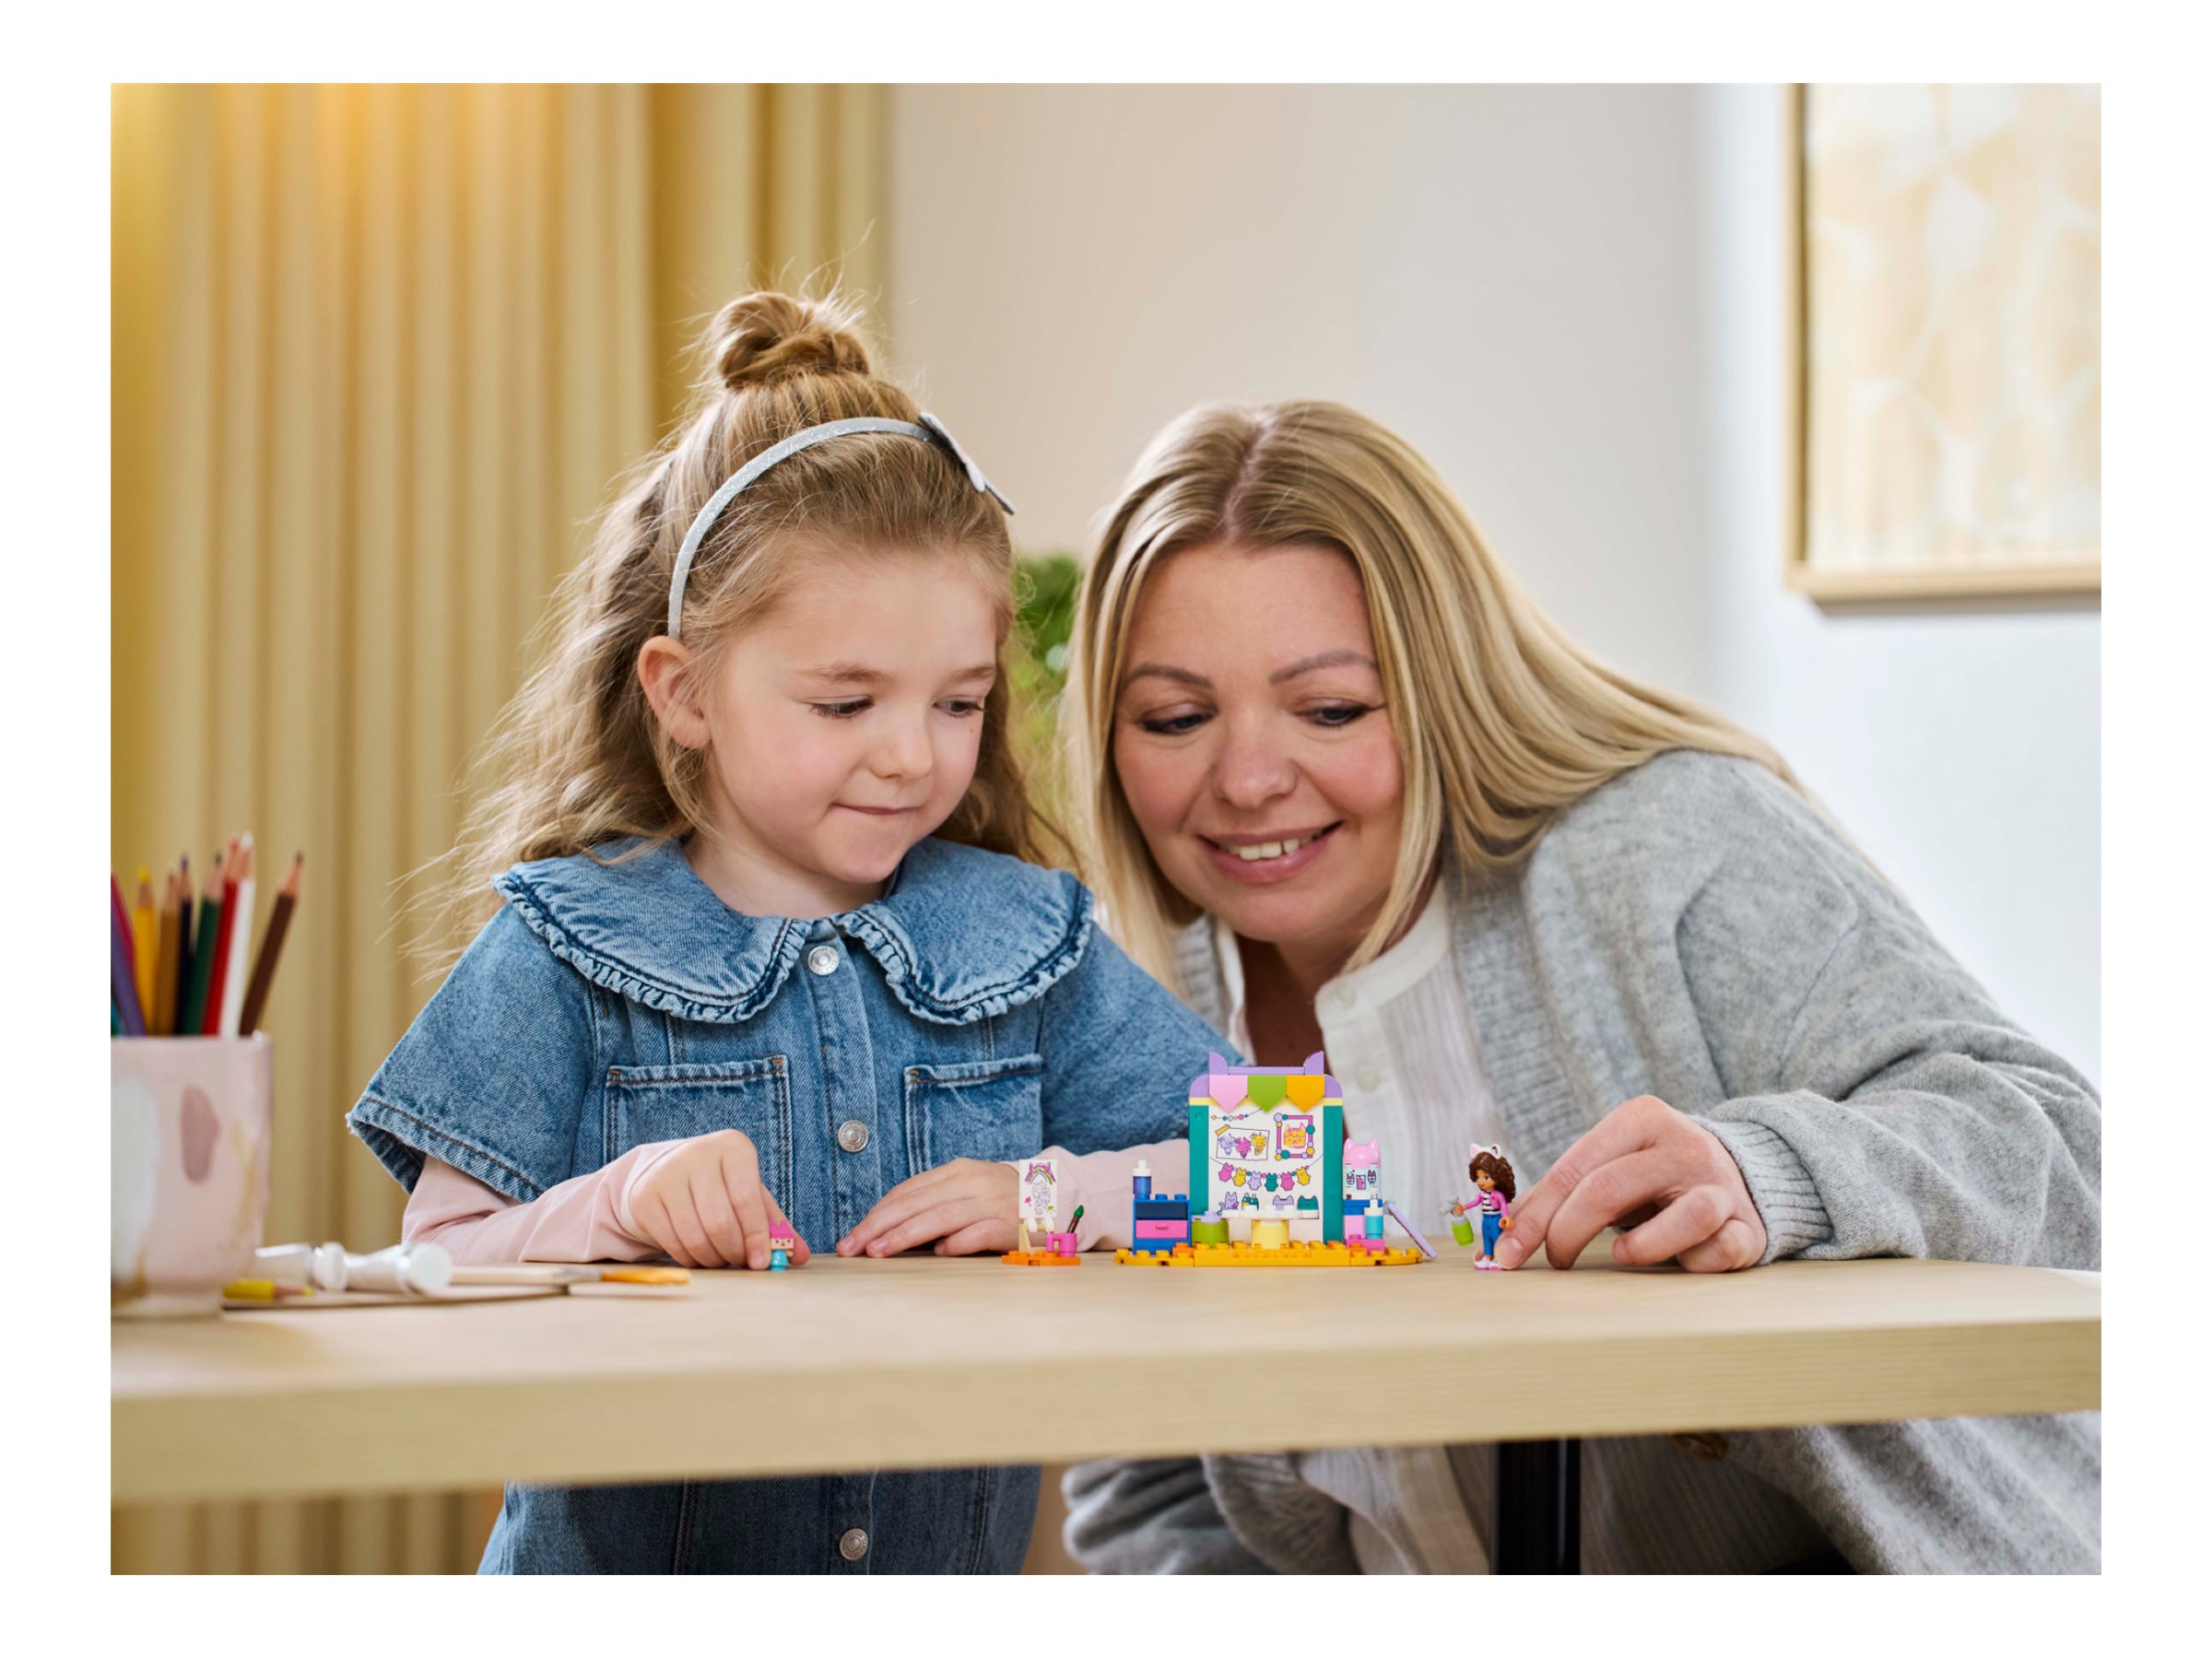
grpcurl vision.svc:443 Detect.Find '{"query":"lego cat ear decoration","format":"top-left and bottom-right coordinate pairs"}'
top-left (1472, 1142), bottom-right (1504, 1161)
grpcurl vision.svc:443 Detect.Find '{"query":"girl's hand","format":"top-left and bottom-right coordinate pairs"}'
top-left (1497, 1096), bottom-right (1766, 1273)
top-left (836, 1159), bottom-right (1019, 1258)
top-left (629, 1129), bottom-right (810, 1271)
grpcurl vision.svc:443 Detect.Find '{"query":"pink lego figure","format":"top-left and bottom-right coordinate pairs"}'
top-left (1449, 1144), bottom-right (1517, 1269)
top-left (1344, 1138), bottom-right (1381, 1199)
top-left (767, 1220), bottom-right (796, 1272)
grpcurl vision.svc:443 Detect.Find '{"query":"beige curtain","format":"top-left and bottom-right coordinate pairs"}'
top-left (111, 82), bottom-right (888, 1574)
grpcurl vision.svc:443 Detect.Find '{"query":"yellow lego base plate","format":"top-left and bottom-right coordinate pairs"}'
top-left (1113, 1241), bottom-right (1425, 1268)
top-left (999, 1251), bottom-right (1080, 1266)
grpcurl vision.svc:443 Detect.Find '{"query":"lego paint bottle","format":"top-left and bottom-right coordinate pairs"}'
top-left (1365, 1204), bottom-right (1386, 1241)
top-left (1132, 1159), bottom-right (1153, 1200)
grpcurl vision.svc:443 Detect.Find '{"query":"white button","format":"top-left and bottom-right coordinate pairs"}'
top-left (1357, 1067), bottom-right (1383, 1091)
top-left (839, 1527), bottom-right (870, 1560)
top-left (1327, 986), bottom-right (1357, 1013)
top-left (838, 1120), bottom-right (870, 1153)
top-left (808, 946), bottom-right (841, 976)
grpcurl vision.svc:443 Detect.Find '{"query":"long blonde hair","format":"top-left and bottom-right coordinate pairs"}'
top-left (1061, 400), bottom-right (1801, 994)
top-left (420, 290), bottom-right (1044, 963)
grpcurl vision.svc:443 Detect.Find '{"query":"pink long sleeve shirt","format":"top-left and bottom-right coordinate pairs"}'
top-left (401, 1138), bottom-right (1191, 1264)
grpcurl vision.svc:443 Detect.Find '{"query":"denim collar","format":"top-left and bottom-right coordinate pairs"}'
top-left (494, 835), bottom-right (1092, 1027)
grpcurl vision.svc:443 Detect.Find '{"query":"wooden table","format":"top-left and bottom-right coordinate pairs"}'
top-left (113, 1246), bottom-right (2100, 1564)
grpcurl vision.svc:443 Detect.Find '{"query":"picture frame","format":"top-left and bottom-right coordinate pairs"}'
top-left (1783, 84), bottom-right (2101, 602)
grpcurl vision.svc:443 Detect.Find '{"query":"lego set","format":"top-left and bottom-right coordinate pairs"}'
top-left (999, 1052), bottom-right (1507, 1271)
top-left (1112, 1054), bottom-right (1425, 1268)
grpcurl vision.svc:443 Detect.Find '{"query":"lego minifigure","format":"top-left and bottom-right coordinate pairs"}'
top-left (767, 1220), bottom-right (796, 1272)
top-left (1449, 1144), bottom-right (1517, 1270)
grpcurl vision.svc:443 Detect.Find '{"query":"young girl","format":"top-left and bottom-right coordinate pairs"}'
top-left (346, 291), bottom-right (1227, 1574)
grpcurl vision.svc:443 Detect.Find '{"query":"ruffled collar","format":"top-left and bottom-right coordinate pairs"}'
top-left (494, 835), bottom-right (1092, 1026)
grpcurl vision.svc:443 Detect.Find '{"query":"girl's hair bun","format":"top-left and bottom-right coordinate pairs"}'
top-left (709, 290), bottom-right (873, 390)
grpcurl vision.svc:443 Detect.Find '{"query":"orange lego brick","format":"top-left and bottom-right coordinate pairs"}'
top-left (1112, 1241), bottom-right (1424, 1268)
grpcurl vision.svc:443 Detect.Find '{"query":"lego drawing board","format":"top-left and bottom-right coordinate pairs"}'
top-left (1018, 1158), bottom-right (1064, 1231)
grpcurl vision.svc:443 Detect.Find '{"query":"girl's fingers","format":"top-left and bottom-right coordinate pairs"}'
top-left (764, 1192), bottom-right (811, 1265)
top-left (865, 1198), bottom-right (987, 1257)
top-left (688, 1166), bottom-right (747, 1265)
top-left (935, 1219), bottom-right (1006, 1257)
top-left (1610, 1183), bottom-right (1733, 1267)
top-left (841, 1167), bottom-right (996, 1255)
top-left (1677, 1215), bottom-right (1764, 1274)
top-left (658, 1189), bottom-right (722, 1270)
top-left (724, 1170), bottom-right (773, 1271)
top-left (632, 1190), bottom-right (689, 1267)
top-left (839, 1186), bottom-right (936, 1255)
top-left (1535, 1148), bottom-right (1676, 1270)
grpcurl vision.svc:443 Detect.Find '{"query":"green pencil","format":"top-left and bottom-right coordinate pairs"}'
top-left (180, 853), bottom-right (224, 1036)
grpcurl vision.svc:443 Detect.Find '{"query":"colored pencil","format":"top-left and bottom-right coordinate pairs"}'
top-left (133, 867), bottom-right (158, 1022)
top-left (218, 835), bottom-right (256, 1038)
top-left (111, 873), bottom-right (137, 987)
top-left (173, 854), bottom-right (194, 1033)
top-left (238, 852), bottom-right (301, 1037)
top-left (200, 837), bottom-right (241, 1036)
top-left (112, 899), bottom-right (147, 1036)
top-left (152, 867), bottom-right (181, 1035)
top-left (181, 851), bottom-right (223, 1037)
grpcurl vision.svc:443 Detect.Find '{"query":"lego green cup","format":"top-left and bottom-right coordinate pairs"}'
top-left (1449, 1215), bottom-right (1477, 1247)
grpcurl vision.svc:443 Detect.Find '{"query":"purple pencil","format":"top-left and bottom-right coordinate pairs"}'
top-left (112, 906), bottom-right (147, 1036)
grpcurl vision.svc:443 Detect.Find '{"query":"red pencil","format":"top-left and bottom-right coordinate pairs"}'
top-left (200, 834), bottom-right (242, 1035)
top-left (111, 873), bottom-right (137, 986)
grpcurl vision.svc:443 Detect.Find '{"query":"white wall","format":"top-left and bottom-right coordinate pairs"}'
top-left (888, 84), bottom-right (2100, 1086)
top-left (1693, 86), bottom-right (2100, 1086)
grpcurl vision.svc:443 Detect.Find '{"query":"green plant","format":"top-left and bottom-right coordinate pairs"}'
top-left (1009, 552), bottom-right (1081, 829)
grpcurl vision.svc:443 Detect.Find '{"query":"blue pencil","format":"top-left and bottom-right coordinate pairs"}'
top-left (112, 904), bottom-right (147, 1036)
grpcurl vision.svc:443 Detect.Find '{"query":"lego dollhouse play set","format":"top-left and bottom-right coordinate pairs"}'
top-left (1003, 1053), bottom-right (1434, 1269)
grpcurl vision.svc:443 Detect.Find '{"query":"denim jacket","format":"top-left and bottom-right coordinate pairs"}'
top-left (347, 834), bottom-right (1226, 1573)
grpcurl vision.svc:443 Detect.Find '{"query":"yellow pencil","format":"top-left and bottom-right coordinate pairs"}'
top-left (133, 867), bottom-right (158, 1022)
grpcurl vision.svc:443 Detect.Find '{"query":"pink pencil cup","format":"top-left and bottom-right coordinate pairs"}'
top-left (112, 1037), bottom-right (274, 1318)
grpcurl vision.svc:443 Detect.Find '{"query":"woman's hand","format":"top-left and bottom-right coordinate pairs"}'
top-left (837, 1159), bottom-right (1019, 1258)
top-left (628, 1129), bottom-right (809, 1271)
top-left (1497, 1096), bottom-right (1766, 1273)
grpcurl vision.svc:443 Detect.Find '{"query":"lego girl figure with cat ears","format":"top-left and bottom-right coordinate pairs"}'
top-left (1449, 1145), bottom-right (1515, 1269)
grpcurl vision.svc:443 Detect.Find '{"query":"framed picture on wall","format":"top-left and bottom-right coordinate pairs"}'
top-left (1784, 84), bottom-right (2101, 601)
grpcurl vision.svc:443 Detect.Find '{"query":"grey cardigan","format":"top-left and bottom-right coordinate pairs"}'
top-left (1064, 750), bottom-right (2100, 1573)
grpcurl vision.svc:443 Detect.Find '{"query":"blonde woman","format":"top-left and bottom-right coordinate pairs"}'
top-left (1057, 401), bottom-right (2100, 1574)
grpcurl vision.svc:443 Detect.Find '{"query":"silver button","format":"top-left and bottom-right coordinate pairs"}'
top-left (807, 945), bottom-right (841, 976)
top-left (838, 1526), bottom-right (870, 1560)
top-left (837, 1119), bottom-right (870, 1153)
